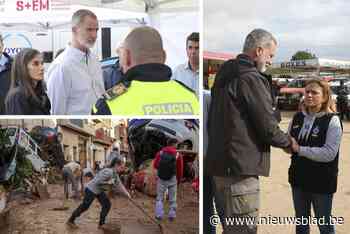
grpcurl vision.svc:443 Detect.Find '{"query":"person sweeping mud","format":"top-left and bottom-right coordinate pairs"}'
top-left (66, 156), bottom-right (131, 229)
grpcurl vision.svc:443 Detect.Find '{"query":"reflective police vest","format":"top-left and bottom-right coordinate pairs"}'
top-left (96, 80), bottom-right (199, 115)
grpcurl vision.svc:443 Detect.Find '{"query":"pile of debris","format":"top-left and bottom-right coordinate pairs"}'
top-left (0, 126), bottom-right (65, 219)
top-left (0, 185), bottom-right (9, 228)
top-left (127, 120), bottom-right (199, 197)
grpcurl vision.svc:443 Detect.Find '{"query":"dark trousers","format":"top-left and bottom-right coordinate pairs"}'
top-left (203, 175), bottom-right (215, 234)
top-left (69, 188), bottom-right (111, 225)
top-left (292, 186), bottom-right (335, 234)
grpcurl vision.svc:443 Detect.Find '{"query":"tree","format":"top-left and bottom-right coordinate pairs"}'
top-left (291, 50), bottom-right (317, 61)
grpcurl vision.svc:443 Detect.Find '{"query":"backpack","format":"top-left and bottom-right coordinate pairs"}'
top-left (157, 151), bottom-right (176, 180)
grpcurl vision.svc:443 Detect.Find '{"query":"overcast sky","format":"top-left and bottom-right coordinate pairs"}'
top-left (204, 0), bottom-right (350, 62)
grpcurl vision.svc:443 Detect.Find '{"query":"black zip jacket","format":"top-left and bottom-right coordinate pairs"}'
top-left (205, 54), bottom-right (290, 177)
top-left (5, 81), bottom-right (51, 115)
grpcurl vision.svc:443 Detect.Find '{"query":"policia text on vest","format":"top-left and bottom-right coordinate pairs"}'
top-left (92, 80), bottom-right (199, 116)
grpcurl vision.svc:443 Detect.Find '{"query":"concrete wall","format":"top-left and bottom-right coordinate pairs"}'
top-left (92, 142), bottom-right (108, 168)
top-left (59, 127), bottom-right (79, 162)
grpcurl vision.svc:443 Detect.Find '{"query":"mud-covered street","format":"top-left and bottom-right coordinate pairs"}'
top-left (2, 182), bottom-right (198, 234)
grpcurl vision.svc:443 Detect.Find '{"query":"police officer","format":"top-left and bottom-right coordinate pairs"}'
top-left (92, 26), bottom-right (199, 116)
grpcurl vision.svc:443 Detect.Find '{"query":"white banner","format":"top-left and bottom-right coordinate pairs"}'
top-left (7, 0), bottom-right (51, 13)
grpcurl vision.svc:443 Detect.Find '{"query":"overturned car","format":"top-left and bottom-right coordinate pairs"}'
top-left (128, 119), bottom-right (199, 169)
top-left (0, 126), bottom-right (65, 208)
top-left (127, 119), bottom-right (199, 196)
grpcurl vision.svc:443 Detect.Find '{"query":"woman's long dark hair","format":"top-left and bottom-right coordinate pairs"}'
top-left (6, 48), bottom-right (43, 102)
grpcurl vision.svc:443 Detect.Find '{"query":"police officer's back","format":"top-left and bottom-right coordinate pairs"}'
top-left (92, 26), bottom-right (199, 116)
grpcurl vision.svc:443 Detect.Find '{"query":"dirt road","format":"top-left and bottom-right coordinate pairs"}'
top-left (216, 112), bottom-right (350, 234)
top-left (2, 182), bottom-right (198, 234)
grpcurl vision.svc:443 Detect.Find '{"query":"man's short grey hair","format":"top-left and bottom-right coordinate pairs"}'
top-left (243, 29), bottom-right (277, 53)
top-left (72, 9), bottom-right (97, 27)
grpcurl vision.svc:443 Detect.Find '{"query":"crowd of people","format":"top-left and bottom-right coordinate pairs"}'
top-left (0, 9), bottom-right (199, 116)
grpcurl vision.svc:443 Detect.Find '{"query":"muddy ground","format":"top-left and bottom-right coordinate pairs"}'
top-left (2, 182), bottom-right (198, 234)
top-left (215, 112), bottom-right (350, 233)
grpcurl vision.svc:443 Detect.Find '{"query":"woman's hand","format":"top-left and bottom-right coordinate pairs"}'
top-left (290, 137), bottom-right (300, 153)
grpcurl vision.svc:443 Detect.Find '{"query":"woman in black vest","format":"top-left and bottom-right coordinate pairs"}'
top-left (5, 48), bottom-right (50, 115)
top-left (288, 79), bottom-right (342, 234)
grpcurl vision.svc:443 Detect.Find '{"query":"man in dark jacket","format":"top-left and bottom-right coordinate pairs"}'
top-left (336, 87), bottom-right (349, 120)
top-left (0, 35), bottom-right (12, 114)
top-left (205, 29), bottom-right (294, 234)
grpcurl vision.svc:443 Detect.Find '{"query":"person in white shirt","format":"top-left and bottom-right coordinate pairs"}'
top-left (171, 32), bottom-right (199, 96)
top-left (46, 9), bottom-right (105, 115)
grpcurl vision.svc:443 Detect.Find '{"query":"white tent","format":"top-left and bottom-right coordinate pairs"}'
top-left (107, 0), bottom-right (200, 68)
top-left (0, 0), bottom-right (199, 68)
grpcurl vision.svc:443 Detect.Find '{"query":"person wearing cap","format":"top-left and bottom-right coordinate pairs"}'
top-left (67, 156), bottom-right (131, 229)
top-left (106, 146), bottom-right (120, 166)
top-left (82, 167), bottom-right (94, 181)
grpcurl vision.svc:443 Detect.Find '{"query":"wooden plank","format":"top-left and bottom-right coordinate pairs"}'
top-left (0, 208), bottom-right (10, 228)
top-left (35, 182), bottom-right (50, 200)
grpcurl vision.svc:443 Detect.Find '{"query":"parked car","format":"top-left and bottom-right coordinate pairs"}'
top-left (329, 77), bottom-right (350, 98)
top-left (277, 78), bottom-right (307, 110)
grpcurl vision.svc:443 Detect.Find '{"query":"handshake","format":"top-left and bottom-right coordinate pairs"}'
top-left (283, 135), bottom-right (300, 154)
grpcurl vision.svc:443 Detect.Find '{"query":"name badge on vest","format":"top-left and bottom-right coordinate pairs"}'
top-left (292, 125), bottom-right (299, 129)
top-left (311, 126), bottom-right (320, 137)
top-left (103, 83), bottom-right (128, 100)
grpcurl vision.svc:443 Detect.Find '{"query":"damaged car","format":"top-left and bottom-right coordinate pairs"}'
top-left (29, 126), bottom-right (65, 170)
top-left (127, 119), bottom-right (199, 196)
top-left (128, 119), bottom-right (199, 170)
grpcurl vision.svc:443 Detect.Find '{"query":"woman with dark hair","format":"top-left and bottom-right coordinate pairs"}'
top-left (288, 79), bottom-right (342, 234)
top-left (5, 48), bottom-right (50, 115)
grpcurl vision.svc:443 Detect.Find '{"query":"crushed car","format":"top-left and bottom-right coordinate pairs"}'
top-left (127, 119), bottom-right (199, 196)
top-left (0, 126), bottom-right (66, 204)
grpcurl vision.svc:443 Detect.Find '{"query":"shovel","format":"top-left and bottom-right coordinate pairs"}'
top-left (127, 197), bottom-right (164, 234)
top-left (52, 197), bottom-right (69, 211)
top-left (52, 183), bottom-right (70, 211)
